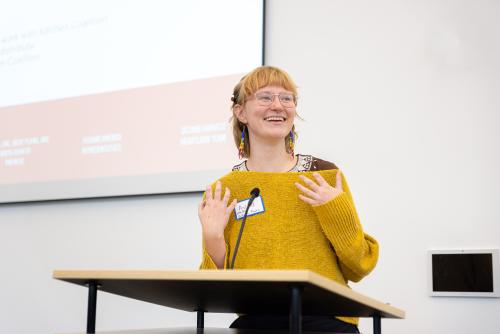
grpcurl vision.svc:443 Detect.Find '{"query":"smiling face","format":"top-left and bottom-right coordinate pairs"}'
top-left (235, 85), bottom-right (296, 144)
top-left (231, 66), bottom-right (299, 158)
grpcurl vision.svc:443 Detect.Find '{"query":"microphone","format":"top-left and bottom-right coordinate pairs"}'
top-left (250, 187), bottom-right (260, 198)
top-left (229, 187), bottom-right (260, 269)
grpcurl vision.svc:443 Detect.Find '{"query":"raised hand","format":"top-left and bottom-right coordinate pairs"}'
top-left (295, 170), bottom-right (343, 206)
top-left (198, 181), bottom-right (237, 239)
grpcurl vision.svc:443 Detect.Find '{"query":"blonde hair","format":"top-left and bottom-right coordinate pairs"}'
top-left (231, 66), bottom-right (298, 158)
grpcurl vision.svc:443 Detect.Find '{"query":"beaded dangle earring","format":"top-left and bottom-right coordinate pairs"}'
top-left (289, 130), bottom-right (295, 158)
top-left (238, 126), bottom-right (246, 159)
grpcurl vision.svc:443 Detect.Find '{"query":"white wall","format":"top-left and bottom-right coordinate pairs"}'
top-left (266, 0), bottom-right (500, 333)
top-left (1, 1), bottom-right (499, 333)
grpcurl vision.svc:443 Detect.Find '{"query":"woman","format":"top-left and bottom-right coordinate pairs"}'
top-left (198, 66), bottom-right (378, 333)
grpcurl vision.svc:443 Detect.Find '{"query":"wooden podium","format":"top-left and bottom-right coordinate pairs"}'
top-left (53, 270), bottom-right (404, 334)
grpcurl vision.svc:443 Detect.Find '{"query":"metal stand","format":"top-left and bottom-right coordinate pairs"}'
top-left (86, 281), bottom-right (98, 333)
top-left (80, 278), bottom-right (387, 334)
top-left (373, 314), bottom-right (381, 334)
top-left (289, 285), bottom-right (302, 334)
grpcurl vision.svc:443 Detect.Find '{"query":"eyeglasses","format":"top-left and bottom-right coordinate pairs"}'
top-left (253, 92), bottom-right (296, 107)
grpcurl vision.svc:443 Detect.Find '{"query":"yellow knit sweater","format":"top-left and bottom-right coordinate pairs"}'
top-left (200, 169), bottom-right (379, 325)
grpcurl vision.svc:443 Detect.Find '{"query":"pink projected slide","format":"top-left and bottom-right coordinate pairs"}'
top-left (0, 74), bottom-right (241, 185)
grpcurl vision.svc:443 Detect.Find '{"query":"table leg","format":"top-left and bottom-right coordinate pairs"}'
top-left (87, 281), bottom-right (98, 333)
top-left (289, 285), bottom-right (302, 334)
top-left (373, 314), bottom-right (381, 334)
top-left (197, 310), bottom-right (204, 329)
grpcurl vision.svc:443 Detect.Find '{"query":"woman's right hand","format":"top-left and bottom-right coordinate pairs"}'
top-left (199, 181), bottom-right (236, 268)
top-left (198, 181), bottom-right (237, 240)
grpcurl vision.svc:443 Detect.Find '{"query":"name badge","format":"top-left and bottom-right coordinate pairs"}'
top-left (234, 196), bottom-right (265, 220)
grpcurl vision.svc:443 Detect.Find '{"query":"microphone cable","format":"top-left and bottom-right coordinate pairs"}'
top-left (229, 188), bottom-right (260, 269)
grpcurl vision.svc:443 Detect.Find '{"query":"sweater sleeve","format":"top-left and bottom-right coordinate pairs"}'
top-left (199, 241), bottom-right (230, 269)
top-left (312, 172), bottom-right (379, 282)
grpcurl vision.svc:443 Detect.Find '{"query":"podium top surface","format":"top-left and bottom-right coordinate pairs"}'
top-left (53, 269), bottom-right (405, 319)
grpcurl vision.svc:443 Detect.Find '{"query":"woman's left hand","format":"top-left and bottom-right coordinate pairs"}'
top-left (295, 171), bottom-right (343, 206)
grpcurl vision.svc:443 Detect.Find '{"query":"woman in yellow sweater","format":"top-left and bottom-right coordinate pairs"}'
top-left (198, 66), bottom-right (378, 333)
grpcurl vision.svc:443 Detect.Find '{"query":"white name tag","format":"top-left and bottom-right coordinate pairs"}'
top-left (234, 196), bottom-right (265, 220)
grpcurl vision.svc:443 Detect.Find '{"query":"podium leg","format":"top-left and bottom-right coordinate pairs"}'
top-left (373, 314), bottom-right (381, 334)
top-left (197, 310), bottom-right (204, 329)
top-left (87, 281), bottom-right (98, 334)
top-left (289, 285), bottom-right (302, 334)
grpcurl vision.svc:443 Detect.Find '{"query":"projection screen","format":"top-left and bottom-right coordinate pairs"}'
top-left (0, 0), bottom-right (265, 203)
